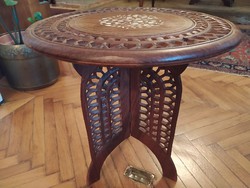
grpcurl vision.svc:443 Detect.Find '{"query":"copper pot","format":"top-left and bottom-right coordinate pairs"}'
top-left (0, 33), bottom-right (59, 90)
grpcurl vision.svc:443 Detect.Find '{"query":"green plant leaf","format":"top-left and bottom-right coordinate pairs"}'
top-left (27, 17), bottom-right (35, 24)
top-left (34, 12), bottom-right (43, 21)
top-left (4, 0), bottom-right (18, 6)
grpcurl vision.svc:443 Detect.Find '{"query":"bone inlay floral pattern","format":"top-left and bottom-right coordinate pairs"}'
top-left (99, 14), bottom-right (163, 29)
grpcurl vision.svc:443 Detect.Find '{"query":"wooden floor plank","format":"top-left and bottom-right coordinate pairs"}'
top-left (196, 121), bottom-right (250, 146)
top-left (185, 113), bottom-right (250, 140)
top-left (174, 135), bottom-right (218, 188)
top-left (41, 85), bottom-right (80, 105)
top-left (179, 110), bottom-right (239, 134)
top-left (129, 137), bottom-right (171, 188)
top-left (109, 142), bottom-right (138, 188)
top-left (0, 87), bottom-right (34, 120)
top-left (0, 114), bottom-right (12, 150)
top-left (174, 138), bottom-right (231, 188)
top-left (203, 79), bottom-right (248, 112)
top-left (0, 167), bottom-right (45, 188)
top-left (193, 141), bottom-right (247, 188)
top-left (182, 77), bottom-right (221, 108)
top-left (32, 96), bottom-right (45, 168)
top-left (179, 104), bottom-right (218, 122)
top-left (102, 153), bottom-right (124, 188)
top-left (74, 107), bottom-right (91, 165)
top-left (0, 150), bottom-right (6, 160)
top-left (64, 104), bottom-right (88, 188)
top-left (218, 131), bottom-right (250, 150)
top-left (171, 151), bottom-right (198, 188)
top-left (90, 171), bottom-right (109, 188)
top-left (119, 140), bottom-right (146, 188)
top-left (26, 76), bottom-right (80, 98)
top-left (182, 80), bottom-right (212, 106)
top-left (0, 155), bottom-right (18, 170)
top-left (236, 142), bottom-right (250, 156)
top-left (51, 180), bottom-right (76, 188)
top-left (0, 161), bottom-right (31, 180)
top-left (209, 144), bottom-right (250, 186)
top-left (142, 145), bottom-right (185, 188)
top-left (227, 149), bottom-right (250, 174)
top-left (44, 99), bottom-right (59, 175)
top-left (18, 101), bottom-right (34, 162)
top-left (54, 102), bottom-right (75, 182)
top-left (17, 173), bottom-right (60, 188)
top-left (233, 77), bottom-right (250, 86)
top-left (120, 139), bottom-right (144, 170)
top-left (7, 107), bottom-right (24, 157)
top-left (225, 85), bottom-right (250, 108)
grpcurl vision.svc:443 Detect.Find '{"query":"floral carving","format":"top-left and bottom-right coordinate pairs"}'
top-left (99, 14), bottom-right (163, 29)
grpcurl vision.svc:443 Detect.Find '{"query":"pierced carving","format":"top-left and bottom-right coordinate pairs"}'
top-left (75, 65), bottom-right (187, 184)
top-left (31, 7), bottom-right (232, 50)
top-left (84, 67), bottom-right (123, 154)
top-left (138, 67), bottom-right (179, 153)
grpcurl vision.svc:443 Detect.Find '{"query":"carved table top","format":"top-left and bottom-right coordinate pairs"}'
top-left (23, 7), bottom-right (242, 67)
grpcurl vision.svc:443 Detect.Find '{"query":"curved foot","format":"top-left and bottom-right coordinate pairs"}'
top-left (161, 158), bottom-right (177, 181)
top-left (87, 162), bottom-right (101, 185)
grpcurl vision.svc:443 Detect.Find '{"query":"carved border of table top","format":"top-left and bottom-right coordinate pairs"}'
top-left (24, 7), bottom-right (242, 67)
top-left (31, 7), bottom-right (232, 50)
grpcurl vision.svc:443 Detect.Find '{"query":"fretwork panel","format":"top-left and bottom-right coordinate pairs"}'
top-left (130, 65), bottom-right (187, 181)
top-left (84, 67), bottom-right (123, 155)
top-left (74, 64), bottom-right (187, 184)
top-left (138, 67), bottom-right (177, 154)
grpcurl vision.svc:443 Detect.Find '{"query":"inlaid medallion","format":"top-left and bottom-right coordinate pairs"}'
top-left (99, 14), bottom-right (163, 29)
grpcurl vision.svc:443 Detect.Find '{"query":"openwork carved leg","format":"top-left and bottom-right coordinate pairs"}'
top-left (130, 65), bottom-right (188, 181)
top-left (74, 64), bottom-right (187, 185)
top-left (74, 65), bottom-right (130, 185)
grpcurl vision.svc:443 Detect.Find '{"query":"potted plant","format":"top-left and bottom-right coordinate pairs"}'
top-left (0, 0), bottom-right (59, 90)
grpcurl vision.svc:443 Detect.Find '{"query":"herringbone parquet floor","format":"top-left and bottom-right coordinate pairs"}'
top-left (0, 61), bottom-right (250, 188)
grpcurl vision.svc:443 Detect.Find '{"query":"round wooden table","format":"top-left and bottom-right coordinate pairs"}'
top-left (23, 7), bottom-right (241, 185)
